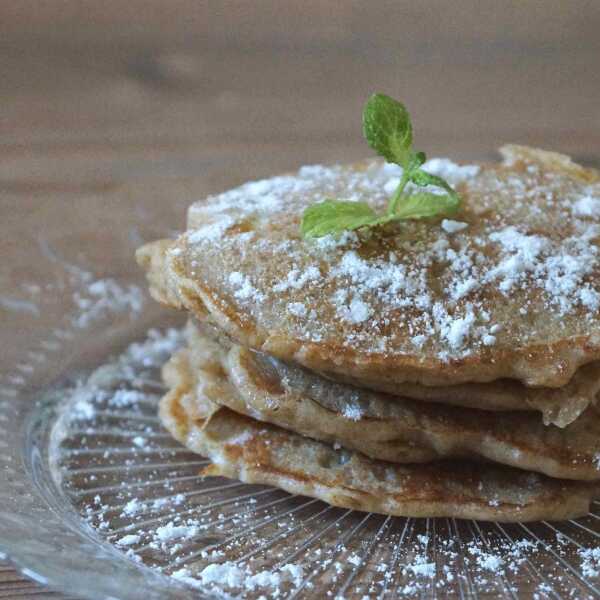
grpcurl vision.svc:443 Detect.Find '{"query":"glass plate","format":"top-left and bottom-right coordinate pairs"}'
top-left (1, 180), bottom-right (600, 600)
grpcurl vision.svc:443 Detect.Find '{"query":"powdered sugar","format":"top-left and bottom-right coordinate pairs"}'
top-left (441, 219), bottom-right (469, 234)
top-left (72, 391), bottom-right (96, 420)
top-left (122, 499), bottom-right (143, 517)
top-left (469, 546), bottom-right (504, 572)
top-left (345, 297), bottom-right (372, 324)
top-left (132, 435), bottom-right (147, 448)
top-left (482, 334), bottom-right (497, 346)
top-left (172, 561), bottom-right (305, 594)
top-left (287, 302), bottom-right (308, 317)
top-left (273, 265), bottom-right (321, 293)
top-left (487, 224), bottom-right (600, 313)
top-left (406, 560), bottom-right (436, 578)
top-left (342, 403), bottom-right (364, 421)
top-left (228, 272), bottom-right (265, 302)
top-left (52, 327), bottom-right (600, 598)
top-left (155, 522), bottom-right (200, 542)
top-left (579, 547), bottom-right (600, 578)
top-left (573, 196), bottom-right (600, 218)
top-left (489, 226), bottom-right (549, 264)
top-left (434, 303), bottom-right (477, 350)
top-left (178, 155), bottom-right (600, 363)
top-left (187, 171), bottom-right (322, 229)
top-left (422, 158), bottom-right (480, 184)
top-left (116, 534), bottom-right (141, 547)
top-left (72, 277), bottom-right (144, 328)
top-left (188, 215), bottom-right (236, 243)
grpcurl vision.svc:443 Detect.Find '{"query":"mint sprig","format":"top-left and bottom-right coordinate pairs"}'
top-left (301, 93), bottom-right (461, 238)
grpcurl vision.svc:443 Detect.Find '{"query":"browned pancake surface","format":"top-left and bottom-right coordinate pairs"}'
top-left (181, 323), bottom-right (600, 481)
top-left (138, 242), bottom-right (600, 422)
top-left (138, 146), bottom-right (600, 390)
top-left (160, 350), bottom-right (598, 522)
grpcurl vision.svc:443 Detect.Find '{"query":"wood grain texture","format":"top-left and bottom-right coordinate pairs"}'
top-left (1, 2), bottom-right (599, 597)
top-left (0, 560), bottom-right (68, 598)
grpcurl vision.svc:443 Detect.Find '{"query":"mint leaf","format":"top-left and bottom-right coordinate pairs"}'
top-left (301, 200), bottom-right (381, 238)
top-left (394, 191), bottom-right (460, 220)
top-left (301, 93), bottom-right (464, 238)
top-left (363, 94), bottom-right (413, 167)
top-left (408, 169), bottom-right (454, 194)
top-left (408, 151), bottom-right (427, 171)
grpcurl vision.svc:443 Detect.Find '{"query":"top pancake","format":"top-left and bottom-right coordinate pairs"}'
top-left (137, 145), bottom-right (600, 388)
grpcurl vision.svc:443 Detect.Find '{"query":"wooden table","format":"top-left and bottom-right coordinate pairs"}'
top-left (1, 2), bottom-right (600, 596)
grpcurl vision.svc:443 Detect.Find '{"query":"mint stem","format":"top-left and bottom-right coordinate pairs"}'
top-left (387, 168), bottom-right (411, 215)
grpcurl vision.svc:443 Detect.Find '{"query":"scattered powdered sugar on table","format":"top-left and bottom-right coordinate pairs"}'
top-left (36, 237), bottom-right (145, 329)
top-left (72, 277), bottom-right (144, 328)
top-left (1, 239), bottom-right (144, 335)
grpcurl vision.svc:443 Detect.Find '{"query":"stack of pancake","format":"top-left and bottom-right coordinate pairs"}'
top-left (137, 145), bottom-right (600, 522)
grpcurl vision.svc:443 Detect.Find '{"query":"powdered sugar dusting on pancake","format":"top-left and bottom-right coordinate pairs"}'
top-left (156, 147), bottom-right (600, 385)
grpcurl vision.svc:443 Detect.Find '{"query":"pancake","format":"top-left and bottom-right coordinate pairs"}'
top-left (137, 146), bottom-right (600, 389)
top-left (181, 322), bottom-right (600, 481)
top-left (312, 363), bottom-right (600, 429)
top-left (138, 241), bottom-right (600, 426)
top-left (160, 348), bottom-right (598, 522)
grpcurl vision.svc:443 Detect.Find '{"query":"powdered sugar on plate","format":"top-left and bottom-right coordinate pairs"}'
top-left (172, 561), bottom-right (304, 594)
top-left (579, 547), bottom-right (600, 578)
top-left (49, 328), bottom-right (600, 598)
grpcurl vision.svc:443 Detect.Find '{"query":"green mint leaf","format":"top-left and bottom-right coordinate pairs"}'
top-left (409, 169), bottom-right (454, 194)
top-left (394, 191), bottom-right (460, 220)
top-left (408, 151), bottom-right (427, 171)
top-left (301, 93), bottom-right (464, 239)
top-left (301, 200), bottom-right (380, 238)
top-left (362, 93), bottom-right (413, 167)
